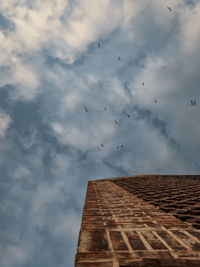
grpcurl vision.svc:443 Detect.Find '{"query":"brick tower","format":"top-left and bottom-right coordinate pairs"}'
top-left (75, 175), bottom-right (200, 266)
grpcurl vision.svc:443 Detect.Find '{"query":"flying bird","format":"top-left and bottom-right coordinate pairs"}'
top-left (117, 144), bottom-right (124, 149)
top-left (126, 114), bottom-right (131, 118)
top-left (104, 106), bottom-right (107, 111)
top-left (191, 100), bottom-right (197, 106)
top-left (167, 6), bottom-right (172, 11)
top-left (101, 144), bottom-right (104, 147)
top-left (190, 100), bottom-right (196, 106)
top-left (114, 120), bottom-right (119, 126)
top-left (154, 99), bottom-right (157, 104)
top-left (118, 56), bottom-right (121, 61)
top-left (85, 106), bottom-right (88, 112)
top-left (142, 82), bottom-right (144, 86)
top-left (98, 42), bottom-right (100, 48)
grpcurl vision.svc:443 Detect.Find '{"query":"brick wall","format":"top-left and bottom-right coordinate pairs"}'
top-left (75, 175), bottom-right (200, 266)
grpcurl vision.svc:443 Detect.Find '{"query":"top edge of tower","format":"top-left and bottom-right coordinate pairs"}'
top-left (88, 174), bottom-right (200, 183)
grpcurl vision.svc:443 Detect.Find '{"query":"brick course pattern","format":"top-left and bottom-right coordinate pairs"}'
top-left (113, 175), bottom-right (200, 229)
top-left (75, 175), bottom-right (200, 266)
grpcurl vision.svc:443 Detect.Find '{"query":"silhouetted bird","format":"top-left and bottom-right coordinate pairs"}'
top-left (104, 107), bottom-right (107, 111)
top-left (167, 6), bottom-right (172, 11)
top-left (127, 114), bottom-right (130, 118)
top-left (85, 106), bottom-right (88, 112)
top-left (142, 82), bottom-right (144, 86)
top-left (190, 100), bottom-right (196, 106)
top-left (101, 144), bottom-right (104, 147)
top-left (98, 42), bottom-right (100, 48)
top-left (118, 56), bottom-right (121, 61)
top-left (114, 120), bottom-right (119, 126)
top-left (154, 99), bottom-right (157, 104)
top-left (190, 100), bottom-right (197, 106)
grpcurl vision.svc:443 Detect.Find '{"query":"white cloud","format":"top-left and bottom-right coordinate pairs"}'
top-left (0, 0), bottom-right (149, 101)
top-left (0, 0), bottom-right (121, 63)
top-left (12, 63), bottom-right (39, 100)
top-left (51, 120), bottom-right (115, 150)
top-left (0, 110), bottom-right (11, 138)
top-left (180, 2), bottom-right (200, 52)
top-left (0, 243), bottom-right (30, 267)
top-left (61, 93), bottom-right (82, 114)
top-left (14, 166), bottom-right (31, 179)
top-left (1, 1), bottom-right (200, 267)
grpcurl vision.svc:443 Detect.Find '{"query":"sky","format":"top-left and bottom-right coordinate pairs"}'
top-left (0, 0), bottom-right (200, 266)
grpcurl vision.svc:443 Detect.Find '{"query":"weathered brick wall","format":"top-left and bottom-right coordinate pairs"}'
top-left (113, 175), bottom-right (200, 229)
top-left (75, 175), bottom-right (200, 266)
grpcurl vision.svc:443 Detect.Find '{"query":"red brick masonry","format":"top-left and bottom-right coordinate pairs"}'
top-left (75, 175), bottom-right (200, 266)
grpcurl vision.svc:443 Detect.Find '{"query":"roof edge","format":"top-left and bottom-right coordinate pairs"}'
top-left (88, 174), bottom-right (200, 182)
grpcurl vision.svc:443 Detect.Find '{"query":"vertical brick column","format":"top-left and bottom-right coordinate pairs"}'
top-left (75, 176), bottom-right (200, 266)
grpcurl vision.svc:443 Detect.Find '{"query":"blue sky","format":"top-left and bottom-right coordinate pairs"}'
top-left (0, 0), bottom-right (200, 266)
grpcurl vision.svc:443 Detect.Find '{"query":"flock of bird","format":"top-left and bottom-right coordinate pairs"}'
top-left (84, 5), bottom-right (197, 150)
top-left (84, 103), bottom-right (127, 150)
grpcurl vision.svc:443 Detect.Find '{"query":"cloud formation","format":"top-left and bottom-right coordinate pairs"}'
top-left (0, 0), bottom-right (200, 266)
top-left (0, 109), bottom-right (11, 137)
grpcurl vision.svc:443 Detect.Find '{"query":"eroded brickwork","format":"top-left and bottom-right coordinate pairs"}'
top-left (75, 176), bottom-right (200, 266)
